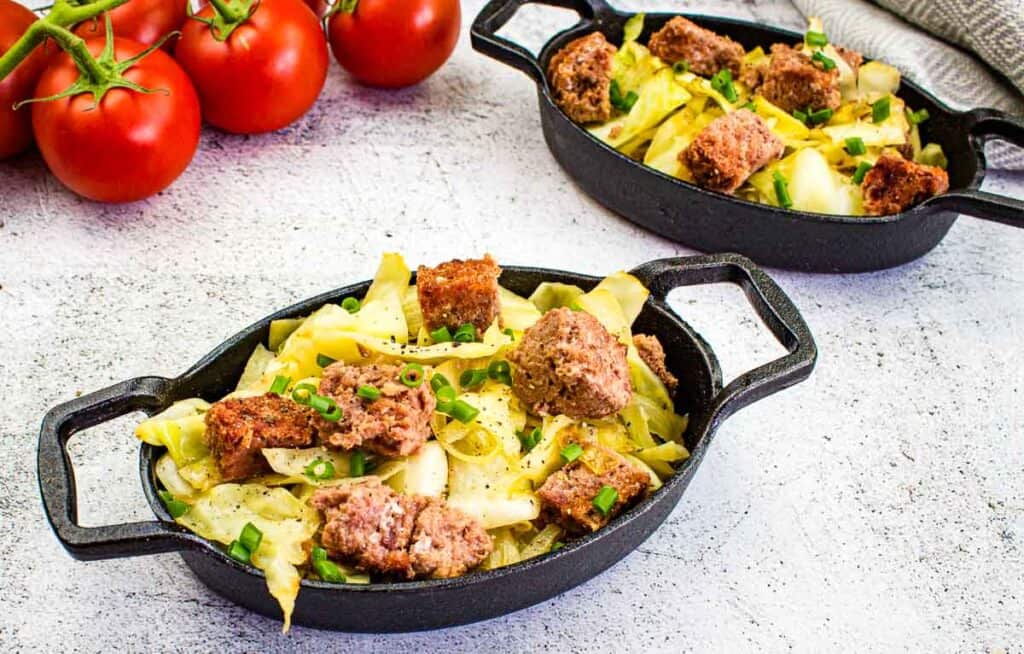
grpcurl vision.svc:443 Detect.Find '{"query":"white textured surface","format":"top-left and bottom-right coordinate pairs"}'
top-left (1, 1), bottom-right (1023, 651)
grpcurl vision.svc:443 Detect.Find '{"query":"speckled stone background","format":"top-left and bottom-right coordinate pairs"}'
top-left (1, 0), bottom-right (1022, 651)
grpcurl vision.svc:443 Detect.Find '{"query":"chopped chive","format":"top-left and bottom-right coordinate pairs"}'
top-left (710, 69), bottom-right (737, 102)
top-left (609, 79), bottom-right (623, 107)
top-left (907, 107), bottom-right (930, 125)
top-left (158, 490), bottom-right (189, 518)
top-left (811, 50), bottom-right (836, 70)
top-left (429, 326), bottom-right (453, 342)
top-left (805, 30), bottom-right (828, 47)
top-left (291, 383), bottom-right (318, 405)
top-left (622, 90), bottom-right (639, 111)
top-left (356, 384), bottom-right (381, 401)
top-left (435, 384), bottom-right (457, 411)
top-left (568, 301), bottom-right (583, 311)
top-left (742, 100), bottom-right (757, 111)
top-left (560, 443), bottom-right (583, 463)
top-left (269, 375), bottom-right (291, 395)
top-left (871, 96), bottom-right (891, 123)
top-left (314, 557), bottom-right (346, 583)
top-left (792, 108), bottom-right (808, 124)
top-left (487, 360), bottom-right (512, 385)
top-left (304, 457), bottom-right (336, 481)
top-left (519, 426), bottom-right (542, 452)
top-left (459, 368), bottom-right (487, 389)
top-left (227, 540), bottom-right (251, 564)
top-left (592, 485), bottom-right (618, 515)
top-left (502, 327), bottom-right (515, 340)
top-left (807, 107), bottom-right (833, 125)
top-left (399, 363), bottom-right (425, 387)
top-left (341, 297), bottom-right (360, 313)
top-left (239, 522), bottom-right (263, 553)
top-left (844, 136), bottom-right (867, 155)
top-left (429, 373), bottom-right (451, 392)
top-left (852, 161), bottom-right (873, 184)
top-left (452, 323), bottom-right (477, 343)
top-left (312, 546), bottom-right (328, 562)
top-left (672, 60), bottom-right (689, 74)
top-left (316, 353), bottom-right (337, 368)
top-left (310, 394), bottom-right (335, 415)
top-left (552, 542), bottom-right (565, 551)
top-left (772, 171), bottom-right (793, 209)
top-left (349, 450), bottom-right (365, 477)
top-left (448, 399), bottom-right (479, 424)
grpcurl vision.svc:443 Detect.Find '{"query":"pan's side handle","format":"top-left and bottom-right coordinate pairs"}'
top-left (630, 254), bottom-right (817, 434)
top-left (470, 0), bottom-right (609, 84)
top-left (38, 377), bottom-right (204, 561)
top-left (968, 107), bottom-right (1024, 148)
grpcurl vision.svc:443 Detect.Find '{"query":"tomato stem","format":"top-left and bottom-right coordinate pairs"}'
top-left (192, 0), bottom-right (258, 41)
top-left (0, 0), bottom-right (131, 83)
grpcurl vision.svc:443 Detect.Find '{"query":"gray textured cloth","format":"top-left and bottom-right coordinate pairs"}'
top-left (791, 0), bottom-right (1024, 169)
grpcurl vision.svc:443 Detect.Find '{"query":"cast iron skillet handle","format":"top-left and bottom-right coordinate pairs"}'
top-left (38, 377), bottom-right (202, 561)
top-left (471, 0), bottom-right (609, 84)
top-left (927, 108), bottom-right (1024, 228)
top-left (630, 253), bottom-right (817, 433)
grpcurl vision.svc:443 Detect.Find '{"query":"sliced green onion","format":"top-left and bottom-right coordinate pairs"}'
top-left (448, 399), bottom-right (479, 424)
top-left (434, 384), bottom-right (457, 411)
top-left (314, 557), bottom-right (346, 583)
top-left (621, 90), bottom-right (639, 111)
top-left (852, 161), bottom-right (873, 184)
top-left (310, 394), bottom-right (343, 422)
top-left (311, 546), bottom-right (328, 562)
top-left (772, 171), bottom-right (793, 209)
top-left (672, 60), bottom-right (689, 74)
top-left (519, 427), bottom-right (542, 452)
top-left (239, 522), bottom-right (263, 553)
top-left (269, 375), bottom-right (290, 396)
top-left (452, 323), bottom-right (477, 343)
top-left (552, 542), bottom-right (565, 551)
top-left (487, 360), bottom-right (512, 385)
top-left (429, 326), bottom-right (453, 343)
top-left (742, 100), bottom-right (757, 111)
top-left (291, 383), bottom-right (318, 405)
top-left (356, 384), bottom-right (381, 401)
top-left (592, 485), bottom-right (618, 515)
top-left (316, 353), bottom-right (336, 368)
top-left (568, 301), bottom-right (583, 311)
top-left (430, 373), bottom-right (451, 392)
top-left (304, 457), bottom-right (336, 481)
top-left (710, 69), bottom-right (737, 102)
top-left (811, 50), bottom-right (836, 71)
top-left (158, 490), bottom-right (189, 518)
top-left (341, 297), bottom-right (360, 313)
top-left (808, 107), bottom-right (833, 125)
top-left (871, 96), bottom-right (891, 123)
top-left (805, 30), bottom-right (828, 47)
top-left (502, 327), bottom-right (515, 340)
top-left (907, 107), bottom-right (930, 125)
top-left (227, 540), bottom-right (251, 564)
top-left (350, 450), bottom-right (365, 477)
top-left (844, 136), bottom-right (867, 155)
top-left (459, 368), bottom-right (487, 389)
top-left (400, 363), bottom-right (425, 387)
top-left (560, 443), bottom-right (583, 463)
top-left (609, 79), bottom-right (623, 107)
top-left (792, 108), bottom-right (808, 124)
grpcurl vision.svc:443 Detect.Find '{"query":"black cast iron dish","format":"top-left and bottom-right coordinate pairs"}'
top-left (39, 254), bottom-right (816, 632)
top-left (471, 0), bottom-right (1024, 273)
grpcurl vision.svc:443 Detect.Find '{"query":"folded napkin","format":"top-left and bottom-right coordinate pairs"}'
top-left (791, 0), bottom-right (1024, 170)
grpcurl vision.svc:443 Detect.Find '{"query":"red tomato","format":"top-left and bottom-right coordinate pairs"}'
top-left (32, 37), bottom-right (201, 202)
top-left (303, 0), bottom-right (331, 19)
top-left (0, 0), bottom-right (48, 159)
top-left (327, 0), bottom-right (460, 88)
top-left (73, 0), bottom-right (188, 48)
top-left (175, 0), bottom-right (328, 134)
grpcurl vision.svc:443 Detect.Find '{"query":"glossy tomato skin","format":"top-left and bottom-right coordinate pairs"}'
top-left (175, 0), bottom-right (328, 134)
top-left (0, 0), bottom-right (49, 159)
top-left (73, 0), bottom-right (188, 49)
top-left (303, 0), bottom-right (331, 19)
top-left (327, 0), bottom-right (460, 88)
top-left (31, 38), bottom-right (201, 202)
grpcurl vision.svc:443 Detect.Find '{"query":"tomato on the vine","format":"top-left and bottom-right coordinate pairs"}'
top-left (73, 0), bottom-right (187, 48)
top-left (0, 0), bottom-right (49, 159)
top-left (32, 37), bottom-right (201, 202)
top-left (175, 0), bottom-right (328, 134)
top-left (327, 0), bottom-right (460, 88)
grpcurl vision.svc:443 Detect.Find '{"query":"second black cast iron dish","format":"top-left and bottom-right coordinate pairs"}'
top-left (38, 254), bottom-right (815, 632)
top-left (471, 0), bottom-right (1024, 273)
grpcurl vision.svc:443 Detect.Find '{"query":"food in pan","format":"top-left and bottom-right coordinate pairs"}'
top-left (547, 14), bottom-right (950, 216)
top-left (135, 253), bottom-right (688, 629)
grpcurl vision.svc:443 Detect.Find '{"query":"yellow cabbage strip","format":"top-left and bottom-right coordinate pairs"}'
top-left (676, 71), bottom-right (736, 112)
top-left (236, 344), bottom-right (275, 392)
top-left (624, 454), bottom-right (664, 491)
top-left (480, 527), bottom-right (523, 571)
top-left (644, 102), bottom-right (720, 180)
top-left (590, 271), bottom-right (649, 326)
top-left (313, 323), bottom-right (512, 366)
top-left (155, 453), bottom-right (199, 500)
top-left (401, 285), bottom-right (423, 336)
top-left (519, 415), bottom-right (576, 483)
top-left (857, 61), bottom-right (901, 102)
top-left (591, 67), bottom-right (692, 149)
top-left (176, 483), bottom-right (320, 632)
top-left (385, 441), bottom-right (448, 497)
top-left (436, 420), bottom-right (501, 463)
top-left (636, 441), bottom-right (690, 478)
top-left (619, 401), bottom-right (657, 449)
top-left (749, 148), bottom-right (863, 215)
top-left (459, 385), bottom-right (526, 457)
top-left (519, 523), bottom-right (563, 561)
top-left (633, 394), bottom-right (689, 442)
top-left (611, 39), bottom-right (664, 96)
top-left (177, 456), bottom-right (222, 491)
top-left (752, 95), bottom-right (810, 140)
top-left (261, 447), bottom-right (352, 484)
top-left (589, 420), bottom-right (633, 454)
top-left (448, 453), bottom-right (539, 529)
top-left (528, 282), bottom-right (584, 312)
top-left (268, 318), bottom-right (304, 352)
top-left (577, 287), bottom-right (630, 338)
top-left (136, 399), bottom-right (210, 467)
top-left (499, 287), bottom-right (542, 331)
